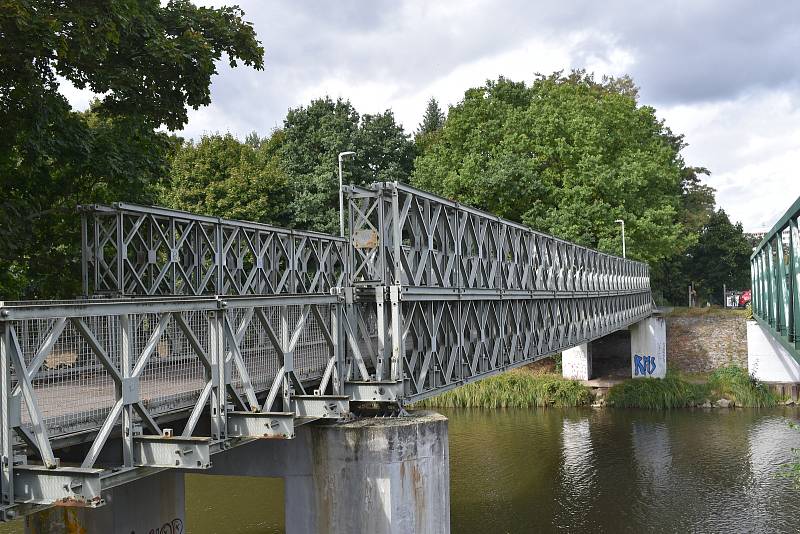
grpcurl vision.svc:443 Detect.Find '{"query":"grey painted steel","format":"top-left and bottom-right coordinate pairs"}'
top-left (344, 181), bottom-right (653, 403)
top-left (1, 181), bottom-right (653, 520)
top-left (205, 411), bottom-right (450, 534)
top-left (80, 202), bottom-right (347, 296)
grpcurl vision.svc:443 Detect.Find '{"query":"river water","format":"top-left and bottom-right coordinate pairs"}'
top-left (2, 407), bottom-right (799, 533)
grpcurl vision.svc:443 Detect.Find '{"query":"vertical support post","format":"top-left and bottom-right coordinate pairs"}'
top-left (119, 314), bottom-right (134, 467)
top-left (389, 285), bottom-right (403, 382)
top-left (280, 306), bottom-right (291, 411)
top-left (776, 234), bottom-right (790, 336)
top-left (375, 287), bottom-right (387, 381)
top-left (791, 218), bottom-right (800, 346)
top-left (209, 308), bottom-right (226, 441)
top-left (391, 185), bottom-right (403, 287)
top-left (331, 303), bottom-right (343, 394)
top-left (0, 323), bottom-right (13, 514)
top-left (81, 212), bottom-right (89, 297)
top-left (115, 211), bottom-right (125, 295)
top-left (767, 240), bottom-right (776, 327)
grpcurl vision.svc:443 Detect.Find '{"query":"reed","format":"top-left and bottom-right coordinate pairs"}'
top-left (707, 365), bottom-right (777, 408)
top-left (415, 371), bottom-right (591, 408)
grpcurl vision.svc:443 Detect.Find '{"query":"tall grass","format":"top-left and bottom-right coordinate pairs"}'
top-left (606, 372), bottom-right (706, 409)
top-left (415, 372), bottom-right (591, 408)
top-left (607, 365), bottom-right (777, 409)
top-left (707, 365), bottom-right (777, 408)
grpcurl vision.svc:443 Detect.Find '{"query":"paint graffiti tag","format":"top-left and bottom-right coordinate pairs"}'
top-left (149, 518), bottom-right (183, 534)
top-left (634, 354), bottom-right (657, 376)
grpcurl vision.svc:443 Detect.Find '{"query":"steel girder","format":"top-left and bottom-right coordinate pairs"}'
top-left (344, 181), bottom-right (654, 398)
top-left (751, 195), bottom-right (800, 362)
top-left (80, 203), bottom-right (347, 296)
top-left (0, 294), bottom-right (346, 518)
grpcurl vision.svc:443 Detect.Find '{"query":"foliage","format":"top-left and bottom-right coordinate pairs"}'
top-left (414, 97), bottom-right (446, 155)
top-left (607, 372), bottom-right (708, 409)
top-left (608, 366), bottom-right (775, 409)
top-left (685, 209), bottom-right (753, 304)
top-left (280, 97), bottom-right (415, 234)
top-left (412, 71), bottom-right (692, 266)
top-left (415, 371), bottom-right (591, 408)
top-left (779, 422), bottom-right (800, 489)
top-left (0, 0), bottom-right (264, 299)
top-left (707, 365), bottom-right (776, 408)
top-left (160, 132), bottom-right (290, 225)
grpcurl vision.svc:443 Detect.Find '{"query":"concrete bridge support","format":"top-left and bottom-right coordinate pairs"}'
top-left (24, 412), bottom-right (449, 534)
top-left (747, 320), bottom-right (800, 383)
top-left (25, 470), bottom-right (184, 534)
top-left (208, 411), bottom-right (450, 534)
top-left (561, 315), bottom-right (667, 381)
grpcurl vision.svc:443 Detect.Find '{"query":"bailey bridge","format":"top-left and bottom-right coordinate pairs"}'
top-left (1, 182), bottom-right (656, 533)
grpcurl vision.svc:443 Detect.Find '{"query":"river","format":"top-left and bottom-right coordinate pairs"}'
top-left (2, 407), bottom-right (799, 533)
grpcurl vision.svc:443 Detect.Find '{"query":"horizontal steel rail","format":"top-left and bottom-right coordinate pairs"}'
top-left (80, 203), bottom-right (347, 297)
top-left (0, 293), bottom-right (344, 518)
top-left (344, 182), bottom-right (654, 400)
top-left (751, 195), bottom-right (800, 362)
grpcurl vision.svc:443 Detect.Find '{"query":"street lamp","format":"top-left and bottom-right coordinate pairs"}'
top-left (338, 151), bottom-right (356, 237)
top-left (615, 219), bottom-right (626, 258)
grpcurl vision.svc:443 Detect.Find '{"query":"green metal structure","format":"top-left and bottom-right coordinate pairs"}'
top-left (751, 195), bottom-right (800, 363)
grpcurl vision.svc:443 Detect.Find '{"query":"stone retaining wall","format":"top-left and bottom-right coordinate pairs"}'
top-left (666, 314), bottom-right (747, 373)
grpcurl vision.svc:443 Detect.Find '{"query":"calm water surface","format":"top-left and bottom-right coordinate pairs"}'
top-left (2, 407), bottom-right (798, 533)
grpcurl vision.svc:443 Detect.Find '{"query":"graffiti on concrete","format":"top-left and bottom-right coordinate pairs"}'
top-left (149, 518), bottom-right (183, 534)
top-left (634, 354), bottom-right (657, 376)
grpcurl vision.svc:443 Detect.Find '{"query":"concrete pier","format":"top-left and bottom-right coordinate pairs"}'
top-left (25, 470), bottom-right (184, 534)
top-left (630, 315), bottom-right (667, 379)
top-left (208, 411), bottom-right (450, 534)
top-left (562, 343), bottom-right (592, 380)
top-left (747, 320), bottom-right (800, 382)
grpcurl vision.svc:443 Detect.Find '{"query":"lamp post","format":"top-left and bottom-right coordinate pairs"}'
top-left (615, 219), bottom-right (626, 258)
top-left (338, 151), bottom-right (356, 237)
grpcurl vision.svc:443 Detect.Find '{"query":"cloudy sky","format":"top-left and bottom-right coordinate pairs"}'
top-left (63, 1), bottom-right (800, 232)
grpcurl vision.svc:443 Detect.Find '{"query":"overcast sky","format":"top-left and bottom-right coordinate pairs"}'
top-left (62, 0), bottom-right (800, 232)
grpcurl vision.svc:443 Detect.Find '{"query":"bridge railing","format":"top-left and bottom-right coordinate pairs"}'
top-left (751, 196), bottom-right (800, 360)
top-left (345, 182), bottom-right (653, 402)
top-left (347, 182), bottom-right (650, 294)
top-left (0, 293), bottom-right (341, 511)
top-left (80, 203), bottom-right (347, 297)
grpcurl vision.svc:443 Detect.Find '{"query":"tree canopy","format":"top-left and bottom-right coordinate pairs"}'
top-left (0, 0), bottom-right (264, 299)
top-left (280, 97), bottom-right (415, 234)
top-left (412, 72), bottom-right (692, 266)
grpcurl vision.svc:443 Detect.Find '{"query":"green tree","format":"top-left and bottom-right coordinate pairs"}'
top-left (412, 72), bottom-right (693, 266)
top-left (0, 0), bottom-right (264, 299)
top-left (281, 97), bottom-right (415, 234)
top-left (161, 131), bottom-right (290, 225)
top-left (415, 97), bottom-right (446, 155)
top-left (687, 209), bottom-right (752, 304)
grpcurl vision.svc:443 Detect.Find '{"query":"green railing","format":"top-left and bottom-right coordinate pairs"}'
top-left (751, 195), bottom-right (800, 362)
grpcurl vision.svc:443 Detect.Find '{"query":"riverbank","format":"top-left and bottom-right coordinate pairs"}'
top-left (415, 365), bottom-right (780, 410)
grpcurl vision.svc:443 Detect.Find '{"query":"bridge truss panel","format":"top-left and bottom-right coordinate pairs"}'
top-left (0, 294), bottom-right (343, 517)
top-left (80, 203), bottom-right (347, 297)
top-left (344, 181), bottom-right (654, 398)
top-left (751, 195), bottom-right (800, 362)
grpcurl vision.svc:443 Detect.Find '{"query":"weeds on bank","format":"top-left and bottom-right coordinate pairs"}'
top-left (607, 365), bottom-right (777, 409)
top-left (415, 371), bottom-right (591, 408)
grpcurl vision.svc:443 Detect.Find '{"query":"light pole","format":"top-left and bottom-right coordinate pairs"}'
top-left (615, 219), bottom-right (626, 258)
top-left (338, 151), bottom-right (356, 237)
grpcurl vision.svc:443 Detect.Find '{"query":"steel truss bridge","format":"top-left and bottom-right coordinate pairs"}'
top-left (751, 195), bottom-right (800, 362)
top-left (0, 182), bottom-right (652, 519)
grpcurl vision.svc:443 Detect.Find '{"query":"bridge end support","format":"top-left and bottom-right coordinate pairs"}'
top-left (562, 343), bottom-right (592, 380)
top-left (747, 320), bottom-right (800, 382)
top-left (24, 470), bottom-right (184, 534)
top-left (630, 315), bottom-right (667, 379)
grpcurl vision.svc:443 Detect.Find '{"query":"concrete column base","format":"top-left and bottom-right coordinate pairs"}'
top-left (562, 343), bottom-right (592, 380)
top-left (747, 320), bottom-right (800, 382)
top-left (208, 411), bottom-right (450, 534)
top-left (630, 315), bottom-right (667, 378)
top-left (25, 470), bottom-right (184, 534)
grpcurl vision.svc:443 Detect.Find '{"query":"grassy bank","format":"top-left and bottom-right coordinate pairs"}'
top-left (607, 365), bottom-right (777, 409)
top-left (414, 370), bottom-right (591, 408)
top-left (416, 365), bottom-right (777, 410)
